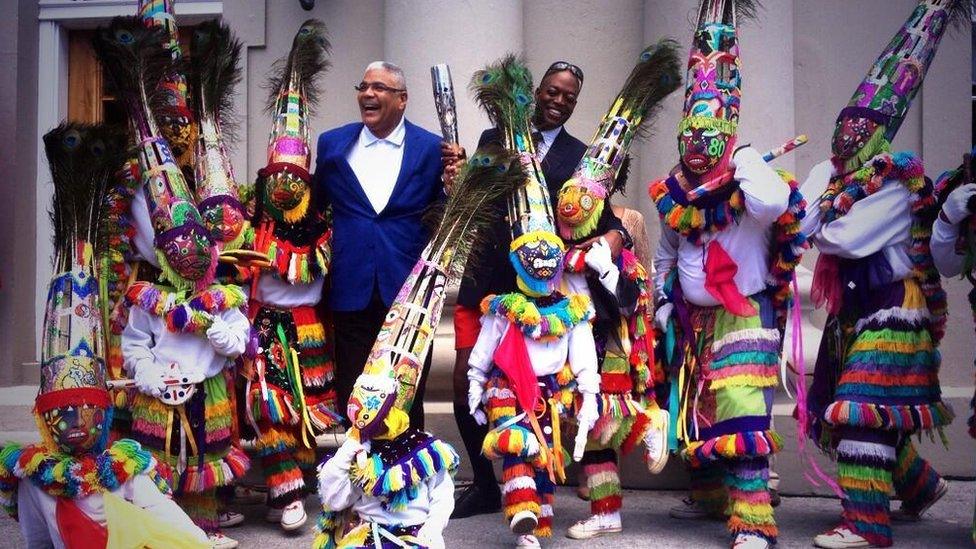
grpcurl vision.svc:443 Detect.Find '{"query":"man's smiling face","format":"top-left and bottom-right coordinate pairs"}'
top-left (533, 70), bottom-right (580, 131)
top-left (357, 68), bottom-right (407, 138)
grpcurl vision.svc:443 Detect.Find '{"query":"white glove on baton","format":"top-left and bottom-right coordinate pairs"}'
top-left (584, 238), bottom-right (620, 294)
top-left (573, 393), bottom-right (599, 461)
top-left (133, 360), bottom-right (168, 398)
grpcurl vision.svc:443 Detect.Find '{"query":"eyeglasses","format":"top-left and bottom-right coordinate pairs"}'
top-left (354, 82), bottom-right (406, 94)
top-left (543, 61), bottom-right (584, 85)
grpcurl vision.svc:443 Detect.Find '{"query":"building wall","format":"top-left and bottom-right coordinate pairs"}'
top-left (2, 0), bottom-right (971, 385)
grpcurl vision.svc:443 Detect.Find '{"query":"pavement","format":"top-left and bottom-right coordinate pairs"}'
top-left (1, 481), bottom-right (969, 548)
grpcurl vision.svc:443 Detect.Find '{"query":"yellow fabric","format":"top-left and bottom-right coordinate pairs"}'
top-left (103, 492), bottom-right (209, 549)
top-left (374, 408), bottom-right (410, 441)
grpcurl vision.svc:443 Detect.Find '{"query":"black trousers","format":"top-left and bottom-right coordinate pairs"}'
top-left (333, 287), bottom-right (430, 430)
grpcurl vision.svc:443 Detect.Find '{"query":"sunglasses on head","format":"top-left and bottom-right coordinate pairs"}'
top-left (544, 61), bottom-right (584, 85)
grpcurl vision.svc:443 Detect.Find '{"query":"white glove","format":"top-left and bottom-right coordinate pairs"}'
top-left (468, 380), bottom-right (486, 426)
top-left (655, 302), bottom-right (674, 332)
top-left (730, 145), bottom-right (761, 169)
top-left (573, 393), bottom-right (599, 461)
top-left (206, 316), bottom-right (239, 357)
top-left (333, 435), bottom-right (367, 466)
top-left (942, 183), bottom-right (976, 224)
top-left (416, 523), bottom-right (445, 549)
top-left (133, 360), bottom-right (168, 398)
top-left (585, 238), bottom-right (620, 294)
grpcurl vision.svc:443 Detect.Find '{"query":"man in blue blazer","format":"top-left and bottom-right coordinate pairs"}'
top-left (313, 61), bottom-right (445, 429)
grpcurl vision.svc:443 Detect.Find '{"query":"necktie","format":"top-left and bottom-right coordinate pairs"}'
top-left (531, 131), bottom-right (545, 160)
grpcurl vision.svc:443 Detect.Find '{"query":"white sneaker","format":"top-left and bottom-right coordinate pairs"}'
top-left (208, 532), bottom-right (239, 549)
top-left (516, 534), bottom-right (541, 548)
top-left (566, 512), bottom-right (622, 539)
top-left (264, 506), bottom-right (283, 523)
top-left (218, 510), bottom-right (244, 528)
top-left (280, 500), bottom-right (307, 531)
top-left (644, 408), bottom-right (670, 475)
top-left (731, 533), bottom-right (770, 549)
top-left (813, 526), bottom-right (870, 549)
top-left (233, 484), bottom-right (268, 504)
top-left (509, 509), bottom-right (538, 535)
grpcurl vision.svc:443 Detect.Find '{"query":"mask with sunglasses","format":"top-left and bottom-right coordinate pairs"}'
top-left (678, 1), bottom-right (741, 180)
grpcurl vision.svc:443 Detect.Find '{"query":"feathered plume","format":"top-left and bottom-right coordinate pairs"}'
top-left (92, 17), bottom-right (177, 138)
top-left (946, 0), bottom-right (975, 30)
top-left (608, 39), bottom-right (682, 142)
top-left (265, 19), bottom-right (330, 114)
top-left (426, 146), bottom-right (526, 281)
top-left (471, 55), bottom-right (535, 152)
top-left (190, 20), bottom-right (242, 131)
top-left (44, 123), bottom-right (125, 272)
top-left (696, 0), bottom-right (762, 25)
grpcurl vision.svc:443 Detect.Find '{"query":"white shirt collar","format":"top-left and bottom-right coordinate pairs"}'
top-left (539, 125), bottom-right (562, 146)
top-left (360, 116), bottom-right (407, 147)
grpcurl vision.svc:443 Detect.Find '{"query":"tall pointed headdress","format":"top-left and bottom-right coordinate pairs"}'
top-left (93, 17), bottom-right (217, 292)
top-left (258, 19), bottom-right (330, 225)
top-left (839, 0), bottom-right (970, 143)
top-left (189, 20), bottom-right (246, 250)
top-left (473, 56), bottom-right (565, 297)
top-left (138, 0), bottom-right (197, 180)
top-left (557, 39), bottom-right (682, 240)
top-left (679, 1), bottom-right (756, 143)
top-left (36, 123), bottom-right (124, 450)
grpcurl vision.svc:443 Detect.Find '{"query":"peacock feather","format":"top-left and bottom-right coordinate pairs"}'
top-left (471, 55), bottom-right (535, 153)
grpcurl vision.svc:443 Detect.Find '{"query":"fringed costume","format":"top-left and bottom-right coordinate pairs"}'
top-left (648, 3), bottom-right (806, 547)
top-left (464, 55), bottom-right (601, 548)
top-left (554, 40), bottom-right (680, 539)
top-left (931, 153), bottom-right (976, 540)
top-left (94, 16), bottom-right (251, 538)
top-left (245, 20), bottom-right (338, 517)
top-left (0, 122), bottom-right (207, 549)
top-left (800, 3), bottom-right (966, 547)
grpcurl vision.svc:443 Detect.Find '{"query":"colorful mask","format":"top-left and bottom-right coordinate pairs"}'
top-left (557, 162), bottom-right (610, 241)
top-left (510, 231), bottom-right (565, 297)
top-left (678, 1), bottom-right (742, 179)
top-left (43, 403), bottom-right (108, 455)
top-left (261, 166), bottom-right (311, 224)
top-left (831, 116), bottom-right (881, 161)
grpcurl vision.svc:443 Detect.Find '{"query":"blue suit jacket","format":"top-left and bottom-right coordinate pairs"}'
top-left (314, 119), bottom-right (443, 311)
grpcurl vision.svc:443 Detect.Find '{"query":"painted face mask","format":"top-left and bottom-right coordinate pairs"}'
top-left (157, 224), bottom-right (216, 283)
top-left (510, 231), bottom-right (565, 297)
top-left (44, 403), bottom-right (107, 455)
top-left (831, 115), bottom-right (881, 161)
top-left (199, 196), bottom-right (246, 246)
top-left (679, 126), bottom-right (731, 175)
top-left (261, 167), bottom-right (311, 224)
top-left (557, 177), bottom-right (608, 241)
top-left (347, 371), bottom-right (398, 439)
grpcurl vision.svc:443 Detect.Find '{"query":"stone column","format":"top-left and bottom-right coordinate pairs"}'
top-left (384, 0), bottom-right (524, 152)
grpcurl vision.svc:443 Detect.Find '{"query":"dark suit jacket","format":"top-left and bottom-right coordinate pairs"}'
top-left (314, 119), bottom-right (443, 311)
top-left (456, 126), bottom-right (626, 309)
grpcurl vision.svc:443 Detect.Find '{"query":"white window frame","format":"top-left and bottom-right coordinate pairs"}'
top-left (34, 0), bottom-right (223, 356)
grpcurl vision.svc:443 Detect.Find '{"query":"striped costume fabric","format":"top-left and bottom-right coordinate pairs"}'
top-left (129, 372), bottom-right (249, 532)
top-left (836, 438), bottom-right (896, 547)
top-left (676, 292), bottom-right (781, 543)
top-left (248, 302), bottom-right (338, 507)
top-left (484, 369), bottom-right (571, 538)
top-left (582, 450), bottom-right (622, 515)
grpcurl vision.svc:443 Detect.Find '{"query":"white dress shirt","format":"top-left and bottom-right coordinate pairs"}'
top-left (535, 126), bottom-right (562, 160)
top-left (652, 147), bottom-right (791, 306)
top-left (346, 117), bottom-right (406, 213)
